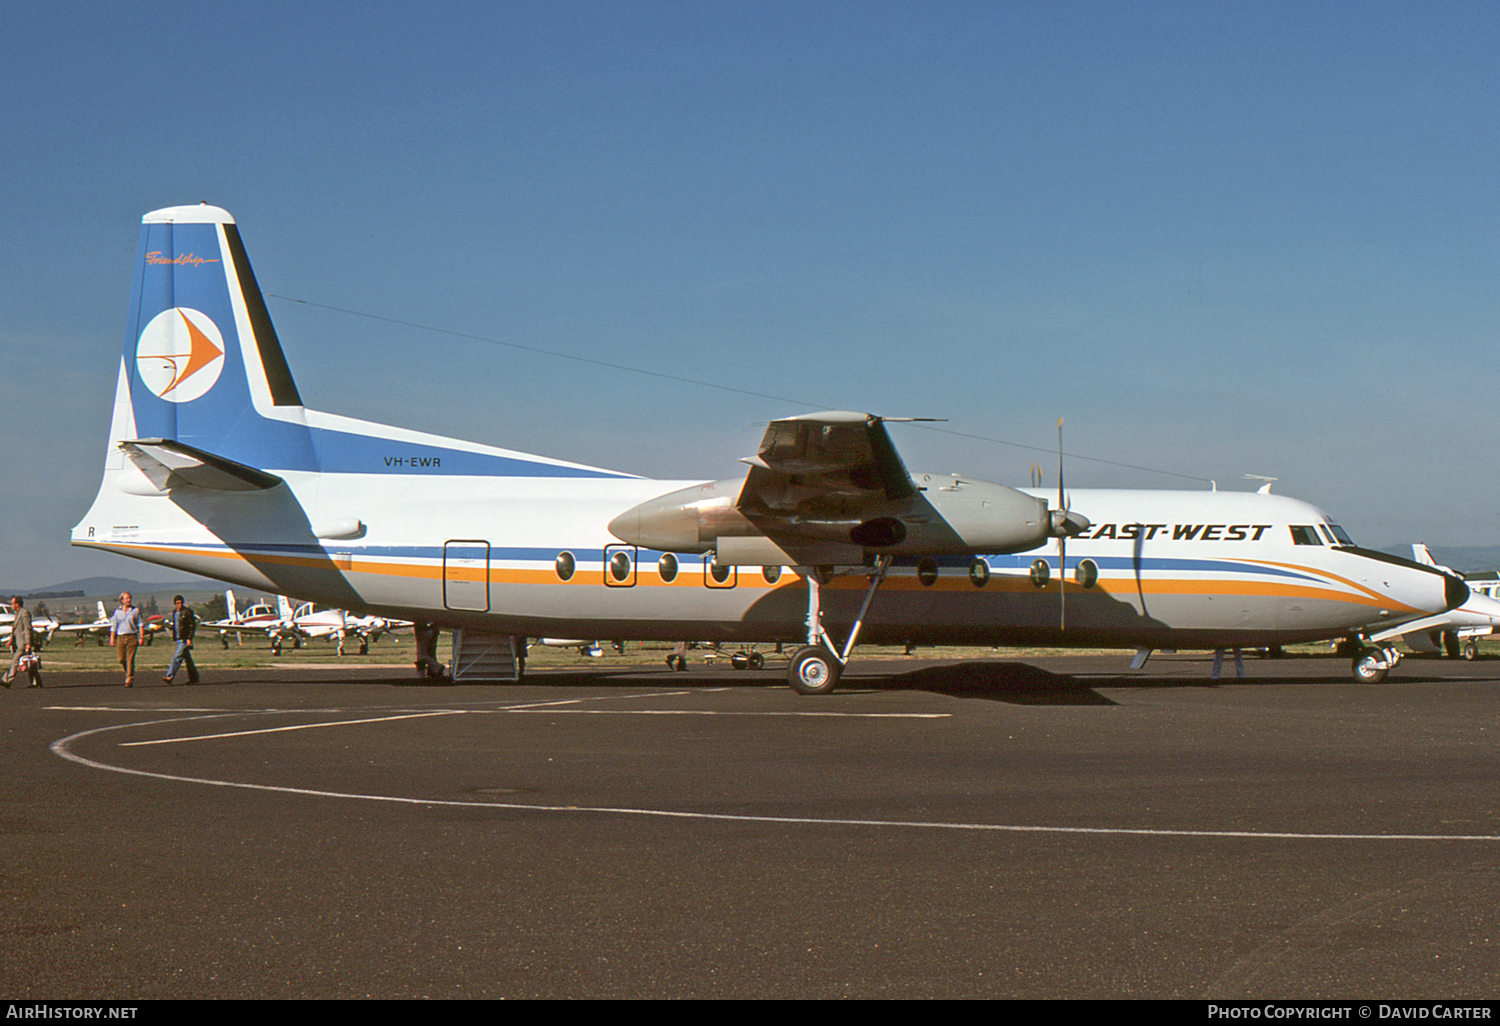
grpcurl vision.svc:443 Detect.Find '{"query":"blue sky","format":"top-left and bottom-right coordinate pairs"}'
top-left (3, 0), bottom-right (1498, 587)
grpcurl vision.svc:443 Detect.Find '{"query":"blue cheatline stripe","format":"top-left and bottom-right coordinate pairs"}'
top-left (112, 540), bottom-right (1331, 584)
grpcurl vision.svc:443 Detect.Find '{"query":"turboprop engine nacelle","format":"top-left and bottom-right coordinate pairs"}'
top-left (607, 479), bottom-right (753, 553)
top-left (608, 475), bottom-right (1077, 561)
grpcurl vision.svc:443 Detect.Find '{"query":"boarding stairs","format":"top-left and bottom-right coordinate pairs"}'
top-left (450, 630), bottom-right (525, 682)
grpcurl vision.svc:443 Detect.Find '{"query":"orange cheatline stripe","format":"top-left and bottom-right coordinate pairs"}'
top-left (86, 542), bottom-right (1419, 613)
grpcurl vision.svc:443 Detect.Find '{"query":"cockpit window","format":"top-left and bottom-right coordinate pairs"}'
top-left (1289, 525), bottom-right (1323, 545)
top-left (1325, 524), bottom-right (1355, 545)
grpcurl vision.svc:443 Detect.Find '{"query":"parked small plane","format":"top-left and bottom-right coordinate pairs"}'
top-left (54, 601), bottom-right (113, 644)
top-left (275, 596), bottom-right (409, 655)
top-left (0, 609), bottom-right (61, 647)
top-left (1364, 544), bottom-right (1500, 660)
top-left (71, 205), bottom-right (1466, 690)
top-left (202, 588), bottom-right (281, 647)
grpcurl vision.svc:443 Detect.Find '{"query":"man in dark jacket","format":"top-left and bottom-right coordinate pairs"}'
top-left (163, 595), bottom-right (200, 685)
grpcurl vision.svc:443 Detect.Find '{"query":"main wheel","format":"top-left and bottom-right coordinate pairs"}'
top-left (1352, 649), bottom-right (1388, 684)
top-left (1464, 640), bottom-right (1479, 661)
top-left (748, 651), bottom-right (765, 670)
top-left (788, 646), bottom-right (841, 695)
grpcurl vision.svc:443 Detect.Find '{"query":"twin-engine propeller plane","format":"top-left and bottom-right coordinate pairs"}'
top-left (72, 205), bottom-right (1466, 691)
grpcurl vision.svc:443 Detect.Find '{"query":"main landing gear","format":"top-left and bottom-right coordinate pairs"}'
top-left (1351, 644), bottom-right (1401, 684)
top-left (786, 556), bottom-right (891, 696)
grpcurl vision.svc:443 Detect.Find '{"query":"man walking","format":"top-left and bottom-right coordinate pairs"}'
top-left (163, 595), bottom-right (200, 685)
top-left (108, 592), bottom-right (145, 687)
top-left (3, 596), bottom-right (39, 688)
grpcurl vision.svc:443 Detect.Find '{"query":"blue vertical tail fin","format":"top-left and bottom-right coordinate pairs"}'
top-left (117, 204), bottom-right (316, 473)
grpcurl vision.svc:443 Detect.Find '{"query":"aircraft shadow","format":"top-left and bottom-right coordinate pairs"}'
top-left (855, 661), bottom-right (1117, 705)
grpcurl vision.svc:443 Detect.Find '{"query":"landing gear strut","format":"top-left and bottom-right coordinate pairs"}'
top-left (786, 556), bottom-right (890, 696)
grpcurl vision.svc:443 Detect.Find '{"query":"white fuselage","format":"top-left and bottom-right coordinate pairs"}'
top-left (73, 467), bottom-right (1454, 650)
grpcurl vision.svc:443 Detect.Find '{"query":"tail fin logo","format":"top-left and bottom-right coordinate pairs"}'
top-left (135, 307), bottom-right (226, 403)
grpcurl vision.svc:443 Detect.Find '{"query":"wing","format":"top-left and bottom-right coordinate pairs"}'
top-left (611, 411), bottom-right (1063, 562)
top-left (736, 412), bottom-right (916, 544)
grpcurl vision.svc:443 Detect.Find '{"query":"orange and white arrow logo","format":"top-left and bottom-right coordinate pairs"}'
top-left (135, 308), bottom-right (226, 403)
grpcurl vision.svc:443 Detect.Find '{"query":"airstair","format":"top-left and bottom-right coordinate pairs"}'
top-left (450, 630), bottom-right (525, 682)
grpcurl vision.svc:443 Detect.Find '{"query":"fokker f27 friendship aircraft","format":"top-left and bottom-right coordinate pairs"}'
top-left (72, 205), bottom-right (1465, 692)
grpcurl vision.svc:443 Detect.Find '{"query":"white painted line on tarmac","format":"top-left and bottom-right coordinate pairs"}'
top-left (47, 715), bottom-right (1500, 844)
top-left (500, 709), bottom-right (949, 718)
top-left (48, 706), bottom-right (228, 712)
top-left (119, 709), bottom-right (465, 746)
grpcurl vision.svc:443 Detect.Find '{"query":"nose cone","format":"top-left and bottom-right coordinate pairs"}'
top-left (1446, 574), bottom-right (1471, 612)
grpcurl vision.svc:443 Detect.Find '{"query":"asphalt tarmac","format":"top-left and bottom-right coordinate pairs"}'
top-left (3, 651), bottom-right (1499, 999)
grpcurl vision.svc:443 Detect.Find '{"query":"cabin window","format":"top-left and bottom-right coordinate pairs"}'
top-left (1289, 526), bottom-right (1323, 545)
top-left (917, 557), bottom-right (938, 588)
top-left (609, 549), bottom-right (634, 583)
top-left (555, 551), bottom-right (576, 581)
top-left (969, 558), bottom-right (990, 588)
top-left (1076, 558), bottom-right (1099, 589)
top-left (658, 553), bottom-right (678, 583)
top-left (706, 560), bottom-right (735, 588)
top-left (1029, 558), bottom-right (1050, 588)
top-left (762, 565), bottom-right (782, 584)
top-left (603, 545), bottom-right (637, 586)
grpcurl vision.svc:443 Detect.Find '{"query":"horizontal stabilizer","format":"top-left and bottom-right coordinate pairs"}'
top-left (119, 438), bottom-right (284, 492)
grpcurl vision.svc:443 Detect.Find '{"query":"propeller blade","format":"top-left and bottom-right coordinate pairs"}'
top-left (1058, 534), bottom-right (1067, 631)
top-left (1057, 417), bottom-right (1065, 514)
top-left (1057, 417), bottom-right (1065, 631)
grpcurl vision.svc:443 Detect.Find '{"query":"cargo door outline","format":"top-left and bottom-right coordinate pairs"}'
top-left (443, 540), bottom-right (490, 611)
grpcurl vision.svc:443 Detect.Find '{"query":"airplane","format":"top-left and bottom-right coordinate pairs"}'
top-left (1363, 544), bottom-right (1500, 660)
top-left (202, 588), bottom-right (283, 647)
top-left (53, 601), bottom-right (113, 644)
top-left (275, 596), bottom-right (409, 655)
top-left (70, 204), bottom-right (1467, 692)
top-left (0, 609), bottom-right (62, 648)
top-left (28, 601), bottom-right (169, 646)
top-left (201, 589), bottom-right (404, 653)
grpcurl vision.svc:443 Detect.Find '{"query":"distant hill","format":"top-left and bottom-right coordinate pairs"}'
top-left (1, 575), bottom-right (230, 600)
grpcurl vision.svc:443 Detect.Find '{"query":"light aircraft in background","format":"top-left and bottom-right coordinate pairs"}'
top-left (1364, 544), bottom-right (1500, 661)
top-left (203, 589), bottom-right (283, 647)
top-left (0, 609), bottom-right (62, 648)
top-left (203, 590), bottom-right (405, 654)
top-left (53, 601), bottom-right (113, 644)
top-left (70, 205), bottom-right (1466, 691)
top-left (274, 596), bottom-right (410, 655)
